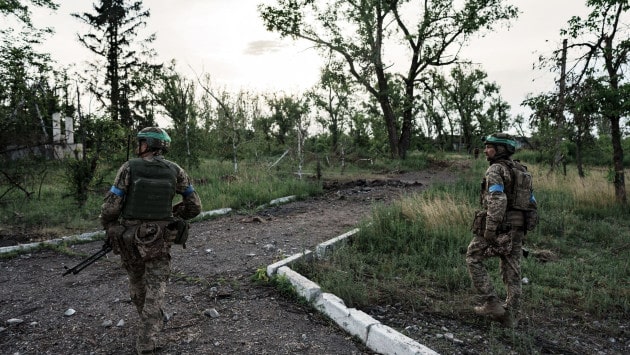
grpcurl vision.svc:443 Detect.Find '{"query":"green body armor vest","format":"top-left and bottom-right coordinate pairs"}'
top-left (122, 157), bottom-right (178, 220)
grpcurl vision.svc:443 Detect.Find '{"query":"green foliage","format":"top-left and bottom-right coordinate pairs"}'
top-left (260, 0), bottom-right (518, 158)
top-left (71, 0), bottom-right (158, 126)
top-left (188, 159), bottom-right (321, 212)
top-left (251, 267), bottom-right (270, 283)
top-left (151, 62), bottom-right (202, 169)
top-left (299, 158), bottom-right (630, 326)
top-left (63, 118), bottom-right (126, 206)
top-left (1, 156), bottom-right (325, 236)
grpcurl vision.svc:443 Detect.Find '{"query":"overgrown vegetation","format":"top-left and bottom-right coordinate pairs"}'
top-left (293, 156), bottom-right (629, 351)
top-left (0, 156), bottom-right (321, 236)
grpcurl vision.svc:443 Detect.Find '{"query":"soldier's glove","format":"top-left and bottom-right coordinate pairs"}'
top-left (105, 223), bottom-right (125, 255)
top-left (172, 202), bottom-right (184, 218)
top-left (167, 218), bottom-right (189, 248)
top-left (483, 229), bottom-right (497, 242)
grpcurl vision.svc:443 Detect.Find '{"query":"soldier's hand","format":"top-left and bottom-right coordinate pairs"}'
top-left (172, 202), bottom-right (184, 218)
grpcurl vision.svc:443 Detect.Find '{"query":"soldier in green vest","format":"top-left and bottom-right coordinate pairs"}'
top-left (100, 127), bottom-right (202, 354)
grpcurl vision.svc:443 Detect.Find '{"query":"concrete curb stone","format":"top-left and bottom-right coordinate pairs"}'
top-left (267, 229), bottom-right (440, 355)
top-left (1, 201), bottom-right (439, 354)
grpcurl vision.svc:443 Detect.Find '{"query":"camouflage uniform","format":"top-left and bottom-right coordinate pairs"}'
top-left (466, 158), bottom-right (525, 324)
top-left (100, 155), bottom-right (201, 354)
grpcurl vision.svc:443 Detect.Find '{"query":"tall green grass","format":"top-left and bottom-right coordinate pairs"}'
top-left (0, 158), bottom-right (323, 237)
top-left (295, 157), bottom-right (630, 322)
top-left (1, 153), bottom-right (431, 237)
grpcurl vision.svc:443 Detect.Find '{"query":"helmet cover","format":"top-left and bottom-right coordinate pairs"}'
top-left (137, 127), bottom-right (171, 153)
top-left (483, 133), bottom-right (516, 155)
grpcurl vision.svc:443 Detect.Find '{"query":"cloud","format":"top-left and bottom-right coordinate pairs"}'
top-left (244, 40), bottom-right (285, 55)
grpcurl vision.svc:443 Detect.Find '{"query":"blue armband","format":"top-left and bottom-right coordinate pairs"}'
top-left (488, 184), bottom-right (504, 193)
top-left (109, 186), bottom-right (125, 197)
top-left (181, 185), bottom-right (195, 197)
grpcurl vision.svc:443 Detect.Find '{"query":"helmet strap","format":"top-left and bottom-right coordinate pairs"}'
top-left (136, 141), bottom-right (151, 157)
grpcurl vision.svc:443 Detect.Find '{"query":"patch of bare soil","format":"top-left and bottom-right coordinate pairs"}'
top-left (0, 162), bottom-right (627, 354)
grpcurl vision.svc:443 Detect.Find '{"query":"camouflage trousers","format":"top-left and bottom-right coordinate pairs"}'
top-left (121, 248), bottom-right (171, 353)
top-left (465, 228), bottom-right (524, 314)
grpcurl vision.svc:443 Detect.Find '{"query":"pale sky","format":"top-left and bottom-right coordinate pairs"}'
top-left (31, 0), bottom-right (592, 119)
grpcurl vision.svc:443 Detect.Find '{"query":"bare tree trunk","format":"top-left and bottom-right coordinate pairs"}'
top-left (610, 114), bottom-right (627, 204)
top-left (549, 39), bottom-right (567, 175)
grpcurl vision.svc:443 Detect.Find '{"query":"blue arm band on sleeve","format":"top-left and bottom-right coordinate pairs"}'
top-left (181, 185), bottom-right (195, 197)
top-left (109, 186), bottom-right (125, 197)
top-left (530, 193), bottom-right (537, 203)
top-left (488, 184), bottom-right (504, 193)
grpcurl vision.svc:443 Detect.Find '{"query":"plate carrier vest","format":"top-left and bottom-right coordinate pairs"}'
top-left (122, 157), bottom-right (178, 220)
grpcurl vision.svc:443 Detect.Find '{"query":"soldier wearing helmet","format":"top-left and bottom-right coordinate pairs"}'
top-left (466, 132), bottom-right (534, 328)
top-left (100, 127), bottom-right (202, 354)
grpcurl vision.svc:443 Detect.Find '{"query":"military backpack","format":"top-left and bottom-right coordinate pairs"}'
top-left (501, 160), bottom-right (539, 231)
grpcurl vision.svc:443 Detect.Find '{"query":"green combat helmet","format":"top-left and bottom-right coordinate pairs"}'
top-left (483, 132), bottom-right (517, 155)
top-left (137, 127), bottom-right (171, 153)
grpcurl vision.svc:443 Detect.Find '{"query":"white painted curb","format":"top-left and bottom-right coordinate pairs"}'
top-left (0, 207), bottom-right (235, 256)
top-left (316, 228), bottom-right (359, 259)
top-left (267, 230), bottom-right (439, 355)
top-left (1, 198), bottom-right (438, 354)
top-left (277, 266), bottom-right (321, 302)
top-left (269, 195), bottom-right (296, 206)
top-left (0, 231), bottom-right (103, 255)
top-left (266, 250), bottom-right (313, 276)
top-left (196, 207), bottom-right (232, 219)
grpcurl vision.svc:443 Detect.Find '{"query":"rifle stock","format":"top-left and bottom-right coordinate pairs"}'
top-left (62, 243), bottom-right (113, 276)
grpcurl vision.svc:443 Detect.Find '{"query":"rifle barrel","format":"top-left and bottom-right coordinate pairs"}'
top-left (62, 244), bottom-right (113, 276)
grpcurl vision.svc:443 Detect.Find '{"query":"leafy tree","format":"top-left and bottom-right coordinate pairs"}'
top-left (65, 117), bottom-right (125, 206)
top-left (252, 112), bottom-right (276, 155)
top-left (422, 65), bottom-right (509, 152)
top-left (260, 0), bottom-right (518, 159)
top-left (307, 57), bottom-right (352, 154)
top-left (553, 0), bottom-right (629, 204)
top-left (265, 94), bottom-right (308, 148)
top-left (195, 74), bottom-right (261, 172)
top-left (565, 76), bottom-right (601, 177)
top-left (449, 65), bottom-right (498, 150)
top-left (0, 0), bottom-right (59, 148)
top-left (0, 0), bottom-right (58, 27)
top-left (72, 0), bottom-right (159, 129)
top-left (523, 93), bottom-right (563, 164)
top-left (151, 62), bottom-right (201, 169)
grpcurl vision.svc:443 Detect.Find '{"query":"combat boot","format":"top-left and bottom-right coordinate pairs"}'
top-left (473, 297), bottom-right (505, 319)
top-left (498, 306), bottom-right (520, 327)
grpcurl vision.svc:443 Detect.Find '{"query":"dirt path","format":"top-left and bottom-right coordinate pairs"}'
top-left (2, 164), bottom-right (626, 355)
top-left (0, 169), bottom-right (448, 355)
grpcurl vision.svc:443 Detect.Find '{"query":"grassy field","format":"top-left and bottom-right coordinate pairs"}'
top-left (0, 156), bottom-right (324, 237)
top-left (0, 151), bottom-right (435, 237)
top-left (293, 156), bottom-right (630, 326)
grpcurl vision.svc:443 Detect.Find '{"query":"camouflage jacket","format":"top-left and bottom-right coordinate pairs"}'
top-left (481, 159), bottom-right (514, 232)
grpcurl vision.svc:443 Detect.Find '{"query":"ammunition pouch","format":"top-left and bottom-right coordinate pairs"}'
top-left (524, 209), bottom-right (539, 232)
top-left (133, 221), bottom-right (172, 261)
top-left (498, 210), bottom-right (525, 233)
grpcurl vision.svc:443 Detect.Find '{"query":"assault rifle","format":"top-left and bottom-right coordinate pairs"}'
top-left (62, 242), bottom-right (112, 276)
